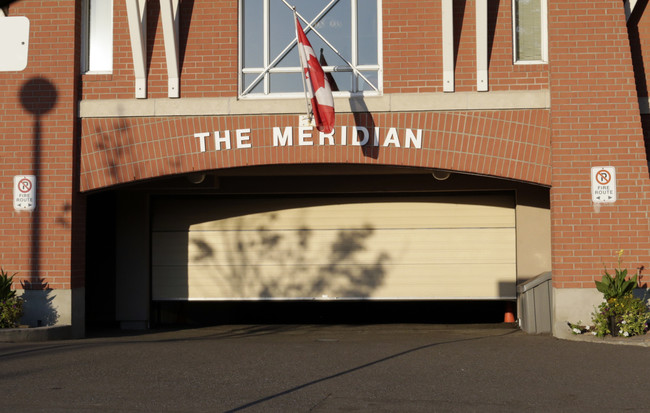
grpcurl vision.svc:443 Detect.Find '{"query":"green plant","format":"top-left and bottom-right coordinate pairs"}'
top-left (0, 268), bottom-right (23, 328)
top-left (594, 250), bottom-right (639, 300)
top-left (0, 297), bottom-right (23, 328)
top-left (592, 295), bottom-right (650, 337)
top-left (569, 250), bottom-right (650, 338)
top-left (0, 268), bottom-right (18, 300)
top-left (567, 321), bottom-right (591, 335)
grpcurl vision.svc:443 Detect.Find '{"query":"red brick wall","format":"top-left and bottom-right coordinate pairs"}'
top-left (81, 0), bottom-right (548, 99)
top-left (549, 0), bottom-right (650, 288)
top-left (79, 109), bottom-right (551, 191)
top-left (0, 1), bottom-right (82, 290)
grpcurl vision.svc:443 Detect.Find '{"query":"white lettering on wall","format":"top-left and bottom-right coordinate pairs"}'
top-left (273, 127), bottom-right (293, 146)
top-left (383, 128), bottom-right (400, 147)
top-left (298, 126), bottom-right (313, 146)
top-left (319, 129), bottom-right (335, 145)
top-left (194, 132), bottom-right (209, 152)
top-left (405, 129), bottom-right (422, 149)
top-left (214, 130), bottom-right (231, 151)
top-left (352, 127), bottom-right (369, 146)
top-left (194, 127), bottom-right (425, 151)
top-left (236, 128), bottom-right (252, 149)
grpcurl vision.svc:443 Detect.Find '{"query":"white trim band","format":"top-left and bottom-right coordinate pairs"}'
top-left (79, 90), bottom-right (551, 118)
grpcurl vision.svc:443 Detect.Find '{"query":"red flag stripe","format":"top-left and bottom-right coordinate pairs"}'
top-left (296, 18), bottom-right (335, 134)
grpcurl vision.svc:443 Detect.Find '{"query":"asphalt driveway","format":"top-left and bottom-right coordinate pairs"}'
top-left (1, 324), bottom-right (648, 412)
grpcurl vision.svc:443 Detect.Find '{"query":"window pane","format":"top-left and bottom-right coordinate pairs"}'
top-left (310, 0), bottom-right (351, 63)
top-left (243, 0), bottom-right (264, 68)
top-left (270, 0), bottom-right (298, 67)
top-left (329, 71), bottom-right (352, 92)
top-left (275, 43), bottom-right (300, 68)
top-left (357, 0), bottom-right (378, 65)
top-left (515, 0), bottom-right (542, 61)
top-left (358, 71), bottom-right (378, 92)
top-left (270, 73), bottom-right (304, 93)
top-left (88, 0), bottom-right (113, 71)
top-left (244, 73), bottom-right (265, 94)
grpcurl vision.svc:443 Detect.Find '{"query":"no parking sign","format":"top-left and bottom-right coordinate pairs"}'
top-left (591, 167), bottom-right (616, 203)
top-left (13, 175), bottom-right (36, 212)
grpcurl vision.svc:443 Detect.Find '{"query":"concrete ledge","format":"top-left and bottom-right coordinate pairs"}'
top-left (79, 90), bottom-right (551, 118)
top-left (0, 325), bottom-right (72, 342)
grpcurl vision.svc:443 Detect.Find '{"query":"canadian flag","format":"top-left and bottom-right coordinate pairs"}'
top-left (295, 17), bottom-right (335, 134)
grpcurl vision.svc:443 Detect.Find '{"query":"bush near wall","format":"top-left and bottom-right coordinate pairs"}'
top-left (0, 269), bottom-right (24, 328)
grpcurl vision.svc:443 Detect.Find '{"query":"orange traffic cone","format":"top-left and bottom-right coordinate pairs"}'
top-left (504, 302), bottom-right (516, 323)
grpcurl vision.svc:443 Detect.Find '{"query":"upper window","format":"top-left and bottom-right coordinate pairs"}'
top-left (512, 0), bottom-right (547, 63)
top-left (239, 0), bottom-right (382, 97)
top-left (82, 0), bottom-right (113, 73)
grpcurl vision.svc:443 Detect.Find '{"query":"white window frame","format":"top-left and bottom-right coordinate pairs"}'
top-left (81, 0), bottom-right (114, 74)
top-left (238, 0), bottom-right (383, 99)
top-left (512, 0), bottom-right (548, 65)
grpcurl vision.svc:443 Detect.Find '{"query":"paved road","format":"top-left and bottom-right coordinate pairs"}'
top-left (1, 324), bottom-right (649, 412)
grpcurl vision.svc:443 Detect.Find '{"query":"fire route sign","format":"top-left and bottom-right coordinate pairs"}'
top-left (13, 175), bottom-right (36, 212)
top-left (591, 166), bottom-right (616, 203)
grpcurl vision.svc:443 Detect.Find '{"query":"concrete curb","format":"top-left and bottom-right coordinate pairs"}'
top-left (560, 332), bottom-right (650, 347)
top-left (0, 325), bottom-right (72, 342)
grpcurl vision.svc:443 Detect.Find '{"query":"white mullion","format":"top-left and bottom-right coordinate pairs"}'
top-left (242, 0), bottom-right (381, 96)
top-left (263, 0), bottom-right (270, 94)
top-left (511, 0), bottom-right (517, 63)
top-left (351, 0), bottom-right (358, 92)
top-left (301, 6), bottom-right (378, 92)
top-left (238, 0), bottom-right (242, 95)
top-left (626, 0), bottom-right (639, 21)
top-left (540, 0), bottom-right (548, 62)
top-left (376, 0), bottom-right (383, 93)
top-left (242, 0), bottom-right (339, 96)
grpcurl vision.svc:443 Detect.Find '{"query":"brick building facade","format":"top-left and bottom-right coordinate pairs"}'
top-left (1, 0), bottom-right (648, 338)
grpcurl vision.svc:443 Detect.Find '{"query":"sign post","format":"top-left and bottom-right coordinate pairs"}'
top-left (13, 175), bottom-right (36, 212)
top-left (591, 166), bottom-right (616, 203)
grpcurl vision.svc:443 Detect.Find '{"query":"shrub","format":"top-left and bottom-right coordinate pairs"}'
top-left (594, 250), bottom-right (639, 300)
top-left (0, 268), bottom-right (23, 328)
top-left (0, 268), bottom-right (17, 301)
top-left (592, 295), bottom-right (650, 337)
top-left (0, 298), bottom-right (24, 328)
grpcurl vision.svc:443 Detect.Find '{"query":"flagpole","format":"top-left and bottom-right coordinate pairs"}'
top-left (293, 7), bottom-right (313, 122)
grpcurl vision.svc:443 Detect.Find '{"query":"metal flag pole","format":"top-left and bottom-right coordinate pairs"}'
top-left (293, 6), bottom-right (313, 122)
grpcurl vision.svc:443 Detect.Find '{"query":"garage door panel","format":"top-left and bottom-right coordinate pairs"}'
top-left (152, 195), bottom-right (516, 300)
top-left (153, 196), bottom-right (515, 231)
top-left (153, 262), bottom-right (515, 300)
top-left (153, 228), bottom-right (514, 268)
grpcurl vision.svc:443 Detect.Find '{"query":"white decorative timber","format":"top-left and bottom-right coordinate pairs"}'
top-left (476, 0), bottom-right (488, 91)
top-left (442, 0), bottom-right (454, 92)
top-left (159, 0), bottom-right (180, 98)
top-left (126, 0), bottom-right (147, 99)
top-left (625, 0), bottom-right (639, 21)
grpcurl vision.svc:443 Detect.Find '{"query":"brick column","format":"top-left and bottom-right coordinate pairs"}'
top-left (548, 0), bottom-right (650, 336)
top-left (0, 1), bottom-right (84, 335)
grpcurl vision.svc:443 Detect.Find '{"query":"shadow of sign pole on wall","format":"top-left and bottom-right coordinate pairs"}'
top-left (19, 77), bottom-right (60, 326)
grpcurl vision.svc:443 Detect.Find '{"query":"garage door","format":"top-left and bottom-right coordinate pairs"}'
top-left (152, 194), bottom-right (516, 300)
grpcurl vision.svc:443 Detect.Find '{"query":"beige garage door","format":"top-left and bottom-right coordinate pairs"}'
top-left (152, 194), bottom-right (516, 300)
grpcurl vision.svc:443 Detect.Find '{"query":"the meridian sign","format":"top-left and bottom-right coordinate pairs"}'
top-left (591, 166), bottom-right (616, 203)
top-left (13, 175), bottom-right (36, 212)
top-left (194, 126), bottom-right (424, 152)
